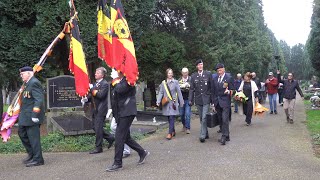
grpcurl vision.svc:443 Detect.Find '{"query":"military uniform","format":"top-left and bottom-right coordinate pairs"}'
top-left (18, 76), bottom-right (45, 164)
top-left (189, 70), bottom-right (213, 141)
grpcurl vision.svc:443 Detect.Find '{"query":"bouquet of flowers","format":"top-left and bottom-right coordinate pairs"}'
top-left (254, 102), bottom-right (269, 116)
top-left (233, 91), bottom-right (248, 103)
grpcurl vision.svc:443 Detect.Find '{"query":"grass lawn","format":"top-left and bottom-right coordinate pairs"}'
top-left (304, 100), bottom-right (320, 156)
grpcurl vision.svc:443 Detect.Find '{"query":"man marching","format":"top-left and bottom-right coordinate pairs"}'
top-left (18, 66), bottom-right (45, 167)
top-left (189, 59), bottom-right (213, 143)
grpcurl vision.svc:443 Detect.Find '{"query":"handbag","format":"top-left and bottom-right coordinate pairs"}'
top-left (161, 96), bottom-right (169, 106)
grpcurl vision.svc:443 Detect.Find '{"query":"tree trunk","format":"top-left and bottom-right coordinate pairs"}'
top-left (147, 80), bottom-right (157, 107)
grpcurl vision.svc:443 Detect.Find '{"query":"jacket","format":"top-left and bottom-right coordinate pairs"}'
top-left (265, 77), bottom-right (278, 94)
top-left (178, 76), bottom-right (191, 100)
top-left (277, 74), bottom-right (304, 99)
top-left (212, 73), bottom-right (234, 108)
top-left (19, 76), bottom-right (45, 126)
top-left (157, 79), bottom-right (184, 116)
top-left (88, 79), bottom-right (109, 118)
top-left (113, 77), bottom-right (137, 118)
top-left (188, 71), bottom-right (213, 105)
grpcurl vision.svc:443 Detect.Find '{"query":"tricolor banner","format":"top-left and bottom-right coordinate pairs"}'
top-left (68, 1), bottom-right (90, 97)
top-left (109, 0), bottom-right (139, 85)
top-left (97, 0), bottom-right (113, 66)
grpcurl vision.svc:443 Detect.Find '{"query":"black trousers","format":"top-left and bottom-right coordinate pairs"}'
top-left (216, 104), bottom-right (230, 137)
top-left (18, 125), bottom-right (43, 162)
top-left (243, 99), bottom-right (253, 124)
top-left (92, 114), bottom-right (113, 149)
top-left (114, 115), bottom-right (145, 165)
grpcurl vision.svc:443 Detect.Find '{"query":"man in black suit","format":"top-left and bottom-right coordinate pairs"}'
top-left (211, 63), bottom-right (234, 145)
top-left (84, 67), bottom-right (115, 154)
top-left (18, 66), bottom-right (45, 167)
top-left (189, 59), bottom-right (213, 143)
top-left (106, 72), bottom-right (149, 172)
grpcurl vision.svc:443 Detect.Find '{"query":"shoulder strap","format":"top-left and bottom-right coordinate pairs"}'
top-left (163, 80), bottom-right (173, 100)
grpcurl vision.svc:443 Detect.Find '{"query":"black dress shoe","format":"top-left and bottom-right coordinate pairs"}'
top-left (107, 138), bottom-right (115, 149)
top-left (274, 111), bottom-right (278, 114)
top-left (106, 164), bottom-right (123, 172)
top-left (22, 155), bottom-right (33, 164)
top-left (205, 134), bottom-right (209, 139)
top-left (138, 150), bottom-right (150, 165)
top-left (217, 130), bottom-right (222, 133)
top-left (226, 136), bottom-right (230, 142)
top-left (123, 154), bottom-right (130, 158)
top-left (26, 160), bottom-right (44, 167)
top-left (218, 137), bottom-right (226, 145)
top-left (89, 148), bottom-right (103, 154)
top-left (270, 111), bottom-right (273, 114)
top-left (199, 138), bottom-right (205, 143)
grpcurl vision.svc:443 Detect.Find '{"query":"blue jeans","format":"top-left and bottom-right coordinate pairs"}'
top-left (196, 104), bottom-right (209, 139)
top-left (234, 102), bottom-right (239, 112)
top-left (268, 93), bottom-right (277, 112)
top-left (179, 99), bottom-right (191, 129)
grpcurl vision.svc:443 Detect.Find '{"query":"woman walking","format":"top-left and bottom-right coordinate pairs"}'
top-left (157, 68), bottom-right (184, 140)
top-left (238, 72), bottom-right (259, 126)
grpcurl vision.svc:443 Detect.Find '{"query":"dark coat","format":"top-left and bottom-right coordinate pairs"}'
top-left (18, 76), bottom-right (45, 126)
top-left (212, 73), bottom-right (234, 108)
top-left (113, 77), bottom-right (137, 118)
top-left (277, 74), bottom-right (304, 99)
top-left (188, 71), bottom-right (213, 105)
top-left (89, 79), bottom-right (109, 118)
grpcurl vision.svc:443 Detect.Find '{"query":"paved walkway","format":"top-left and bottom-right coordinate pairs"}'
top-left (1, 96), bottom-right (320, 180)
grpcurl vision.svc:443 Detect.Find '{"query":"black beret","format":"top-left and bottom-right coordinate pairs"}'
top-left (195, 59), bottom-right (203, 66)
top-left (19, 66), bottom-right (33, 72)
top-left (215, 63), bottom-right (224, 70)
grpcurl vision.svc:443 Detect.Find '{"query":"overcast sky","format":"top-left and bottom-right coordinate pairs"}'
top-left (262, 0), bottom-right (314, 46)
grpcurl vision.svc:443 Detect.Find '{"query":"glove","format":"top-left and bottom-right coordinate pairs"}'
top-left (89, 84), bottom-right (93, 89)
top-left (106, 109), bottom-right (113, 118)
top-left (81, 97), bottom-right (88, 106)
top-left (32, 118), bottom-right (39, 123)
top-left (111, 69), bottom-right (119, 79)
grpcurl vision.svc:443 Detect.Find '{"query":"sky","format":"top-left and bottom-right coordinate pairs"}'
top-left (262, 0), bottom-right (314, 46)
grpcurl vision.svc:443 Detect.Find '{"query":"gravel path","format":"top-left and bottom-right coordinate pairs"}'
top-left (1, 96), bottom-right (319, 180)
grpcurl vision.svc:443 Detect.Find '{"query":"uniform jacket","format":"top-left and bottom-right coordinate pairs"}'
top-left (212, 73), bottom-right (234, 108)
top-left (19, 76), bottom-right (45, 126)
top-left (113, 77), bottom-right (137, 118)
top-left (157, 79), bottom-right (184, 116)
top-left (265, 77), bottom-right (278, 94)
top-left (88, 79), bottom-right (109, 118)
top-left (189, 71), bottom-right (212, 105)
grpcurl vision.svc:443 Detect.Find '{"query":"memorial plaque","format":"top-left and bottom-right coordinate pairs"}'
top-left (47, 75), bottom-right (82, 109)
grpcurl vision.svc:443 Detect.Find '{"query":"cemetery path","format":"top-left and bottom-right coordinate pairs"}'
top-left (1, 96), bottom-right (320, 180)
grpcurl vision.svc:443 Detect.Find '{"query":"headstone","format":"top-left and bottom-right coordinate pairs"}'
top-left (143, 88), bottom-right (152, 109)
top-left (46, 75), bottom-right (82, 109)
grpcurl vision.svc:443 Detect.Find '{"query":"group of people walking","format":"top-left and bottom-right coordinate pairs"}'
top-left (15, 61), bottom-right (304, 172)
top-left (156, 59), bottom-right (305, 146)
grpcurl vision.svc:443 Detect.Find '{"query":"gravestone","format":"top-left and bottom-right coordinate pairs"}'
top-left (47, 75), bottom-right (82, 109)
top-left (46, 75), bottom-right (93, 135)
top-left (143, 88), bottom-right (152, 110)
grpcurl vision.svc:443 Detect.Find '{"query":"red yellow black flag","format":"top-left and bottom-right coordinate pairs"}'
top-left (68, 1), bottom-right (89, 97)
top-left (97, 0), bottom-right (113, 66)
top-left (110, 0), bottom-right (139, 85)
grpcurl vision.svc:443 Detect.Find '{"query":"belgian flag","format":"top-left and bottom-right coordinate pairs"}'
top-left (97, 0), bottom-right (113, 66)
top-left (68, 3), bottom-right (89, 97)
top-left (110, 0), bottom-right (139, 85)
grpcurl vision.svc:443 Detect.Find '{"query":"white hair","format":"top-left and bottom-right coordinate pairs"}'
top-left (182, 67), bottom-right (189, 73)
